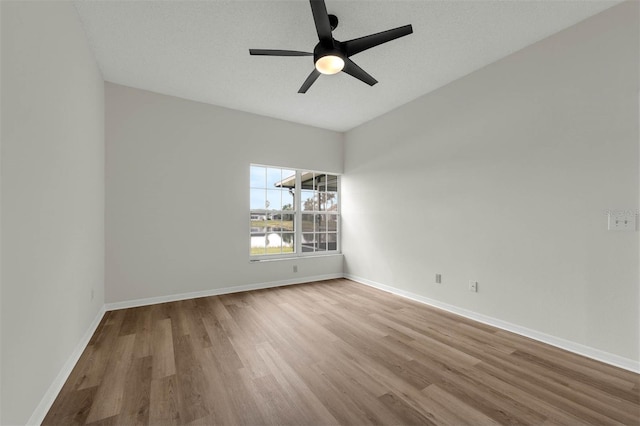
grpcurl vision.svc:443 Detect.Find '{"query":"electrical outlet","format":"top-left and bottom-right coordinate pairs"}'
top-left (608, 212), bottom-right (637, 231)
top-left (435, 274), bottom-right (442, 284)
top-left (293, 265), bottom-right (298, 273)
top-left (469, 281), bottom-right (478, 292)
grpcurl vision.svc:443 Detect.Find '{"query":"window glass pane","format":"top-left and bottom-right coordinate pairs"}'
top-left (280, 170), bottom-right (296, 190)
top-left (302, 214), bottom-right (314, 232)
top-left (300, 171), bottom-right (314, 190)
top-left (266, 168), bottom-right (283, 188)
top-left (316, 214), bottom-right (327, 232)
top-left (326, 174), bottom-right (338, 192)
top-left (250, 217), bottom-right (263, 232)
top-left (251, 217), bottom-right (267, 233)
top-left (250, 166), bottom-right (266, 188)
top-left (280, 221), bottom-right (290, 232)
top-left (302, 190), bottom-right (316, 211)
top-left (281, 189), bottom-right (294, 210)
top-left (327, 214), bottom-right (338, 232)
top-left (281, 212), bottom-right (294, 231)
top-left (251, 234), bottom-right (266, 255)
top-left (250, 189), bottom-right (266, 211)
top-left (266, 190), bottom-right (282, 211)
top-left (325, 192), bottom-right (338, 211)
top-left (318, 193), bottom-right (333, 211)
top-left (268, 217), bottom-right (283, 230)
top-left (327, 233), bottom-right (337, 251)
top-left (315, 236), bottom-right (327, 252)
top-left (302, 233), bottom-right (315, 252)
top-left (281, 233), bottom-right (295, 253)
top-left (265, 232), bottom-right (282, 254)
top-left (312, 174), bottom-right (323, 191)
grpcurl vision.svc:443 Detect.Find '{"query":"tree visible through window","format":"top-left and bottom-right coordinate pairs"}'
top-left (250, 165), bottom-right (340, 257)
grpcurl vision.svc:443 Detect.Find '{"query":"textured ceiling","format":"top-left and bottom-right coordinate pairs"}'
top-left (74, 0), bottom-right (620, 131)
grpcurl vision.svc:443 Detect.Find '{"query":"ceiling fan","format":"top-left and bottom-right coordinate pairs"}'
top-left (249, 0), bottom-right (413, 93)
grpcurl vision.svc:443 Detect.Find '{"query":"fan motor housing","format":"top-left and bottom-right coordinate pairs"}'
top-left (313, 42), bottom-right (345, 64)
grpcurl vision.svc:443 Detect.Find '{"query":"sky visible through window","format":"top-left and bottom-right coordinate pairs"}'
top-left (250, 166), bottom-right (295, 210)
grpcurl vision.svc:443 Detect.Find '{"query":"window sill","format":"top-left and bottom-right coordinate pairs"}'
top-left (249, 253), bottom-right (343, 263)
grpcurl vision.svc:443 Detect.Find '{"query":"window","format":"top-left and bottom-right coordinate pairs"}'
top-left (300, 172), bottom-right (339, 253)
top-left (250, 165), bottom-right (340, 258)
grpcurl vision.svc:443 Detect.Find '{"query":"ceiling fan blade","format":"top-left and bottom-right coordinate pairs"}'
top-left (298, 69), bottom-right (321, 93)
top-left (309, 0), bottom-right (333, 43)
top-left (249, 49), bottom-right (313, 56)
top-left (342, 58), bottom-right (377, 86)
top-left (343, 24), bottom-right (413, 57)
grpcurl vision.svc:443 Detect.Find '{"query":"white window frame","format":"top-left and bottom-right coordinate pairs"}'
top-left (250, 164), bottom-right (341, 261)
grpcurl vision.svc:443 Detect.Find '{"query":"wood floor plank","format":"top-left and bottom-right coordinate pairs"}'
top-left (45, 279), bottom-right (640, 425)
top-left (315, 360), bottom-right (406, 425)
top-left (463, 322), bottom-right (638, 391)
top-left (115, 355), bottom-right (152, 425)
top-left (118, 307), bottom-right (140, 336)
top-left (87, 314), bottom-right (110, 346)
top-left (42, 386), bottom-right (97, 425)
top-left (195, 347), bottom-right (241, 425)
top-left (511, 349), bottom-right (640, 405)
top-left (202, 346), bottom-right (266, 425)
top-left (326, 336), bottom-right (471, 425)
top-left (422, 384), bottom-right (502, 426)
top-left (132, 306), bottom-right (153, 358)
top-left (370, 312), bottom-right (482, 368)
top-left (379, 391), bottom-right (439, 426)
top-left (76, 325), bottom-right (119, 390)
top-left (290, 360), bottom-right (376, 424)
top-left (256, 342), bottom-right (339, 424)
top-left (172, 334), bottom-right (210, 424)
top-left (429, 359), bottom-right (549, 424)
top-left (454, 356), bottom-right (605, 425)
top-left (85, 333), bottom-right (136, 423)
top-left (151, 318), bottom-right (176, 379)
top-left (149, 375), bottom-right (181, 425)
top-left (251, 372), bottom-right (301, 425)
top-left (494, 328), bottom-right (639, 383)
top-left (475, 359), bottom-right (629, 425)
top-left (200, 315), bottom-right (244, 371)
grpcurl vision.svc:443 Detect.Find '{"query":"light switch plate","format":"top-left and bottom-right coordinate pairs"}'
top-left (608, 212), bottom-right (637, 231)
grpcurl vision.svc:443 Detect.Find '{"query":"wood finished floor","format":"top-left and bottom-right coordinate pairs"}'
top-left (44, 279), bottom-right (640, 425)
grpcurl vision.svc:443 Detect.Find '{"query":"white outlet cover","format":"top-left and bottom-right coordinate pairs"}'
top-left (607, 212), bottom-right (637, 231)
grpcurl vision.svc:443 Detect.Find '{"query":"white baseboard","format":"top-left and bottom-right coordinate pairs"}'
top-left (345, 274), bottom-right (640, 374)
top-left (26, 305), bottom-right (107, 426)
top-left (104, 273), bottom-right (344, 311)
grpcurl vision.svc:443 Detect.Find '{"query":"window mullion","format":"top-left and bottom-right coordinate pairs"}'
top-left (295, 170), bottom-right (302, 255)
top-left (337, 175), bottom-right (341, 253)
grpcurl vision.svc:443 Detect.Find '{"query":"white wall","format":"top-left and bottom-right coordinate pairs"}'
top-left (343, 1), bottom-right (639, 363)
top-left (1, 2), bottom-right (105, 424)
top-left (105, 83), bottom-right (343, 303)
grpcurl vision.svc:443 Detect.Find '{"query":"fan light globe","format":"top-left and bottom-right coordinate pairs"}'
top-left (315, 55), bottom-right (345, 75)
